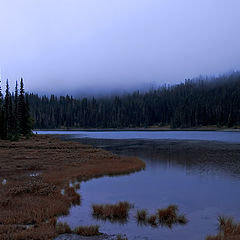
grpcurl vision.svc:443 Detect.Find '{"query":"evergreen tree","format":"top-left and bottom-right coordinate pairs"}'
top-left (13, 81), bottom-right (20, 139)
top-left (0, 80), bottom-right (3, 138)
top-left (3, 80), bottom-right (10, 139)
top-left (18, 78), bottom-right (26, 135)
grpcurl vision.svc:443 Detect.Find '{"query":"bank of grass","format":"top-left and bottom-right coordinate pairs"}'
top-left (206, 216), bottom-right (240, 240)
top-left (92, 201), bottom-right (133, 221)
top-left (74, 225), bottom-right (100, 236)
top-left (0, 135), bottom-right (145, 239)
top-left (56, 222), bottom-right (100, 236)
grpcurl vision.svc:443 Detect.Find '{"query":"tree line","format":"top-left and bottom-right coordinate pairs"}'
top-left (27, 72), bottom-right (240, 129)
top-left (0, 78), bottom-right (32, 140)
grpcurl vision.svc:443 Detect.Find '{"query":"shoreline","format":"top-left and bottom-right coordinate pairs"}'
top-left (33, 127), bottom-right (240, 132)
top-left (0, 135), bottom-right (145, 240)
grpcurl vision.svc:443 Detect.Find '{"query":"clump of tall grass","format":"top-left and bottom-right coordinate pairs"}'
top-left (147, 215), bottom-right (158, 226)
top-left (56, 222), bottom-right (72, 234)
top-left (92, 201), bottom-right (133, 221)
top-left (136, 209), bottom-right (148, 222)
top-left (157, 205), bottom-right (187, 227)
top-left (116, 234), bottom-right (128, 240)
top-left (74, 225), bottom-right (100, 236)
top-left (206, 216), bottom-right (240, 240)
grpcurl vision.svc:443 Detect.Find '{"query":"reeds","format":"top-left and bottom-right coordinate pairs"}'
top-left (135, 205), bottom-right (188, 228)
top-left (92, 201), bottom-right (133, 221)
top-left (206, 216), bottom-right (240, 240)
top-left (56, 222), bottom-right (100, 237)
top-left (147, 215), bottom-right (158, 226)
top-left (136, 209), bottom-right (148, 222)
top-left (56, 222), bottom-right (71, 234)
top-left (116, 234), bottom-right (128, 240)
top-left (74, 225), bottom-right (100, 236)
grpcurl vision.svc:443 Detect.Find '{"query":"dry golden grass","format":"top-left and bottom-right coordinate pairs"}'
top-left (0, 135), bottom-right (145, 239)
top-left (92, 201), bottom-right (133, 221)
top-left (73, 225), bottom-right (100, 236)
top-left (206, 216), bottom-right (240, 240)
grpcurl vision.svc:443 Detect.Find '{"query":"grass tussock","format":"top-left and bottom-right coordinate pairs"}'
top-left (92, 201), bottom-right (133, 221)
top-left (136, 209), bottom-right (148, 222)
top-left (74, 225), bottom-right (100, 236)
top-left (206, 216), bottom-right (240, 240)
top-left (116, 234), bottom-right (128, 240)
top-left (147, 215), bottom-right (158, 226)
top-left (158, 205), bottom-right (188, 227)
top-left (135, 205), bottom-right (188, 228)
top-left (56, 222), bottom-right (71, 234)
top-left (0, 135), bottom-right (145, 239)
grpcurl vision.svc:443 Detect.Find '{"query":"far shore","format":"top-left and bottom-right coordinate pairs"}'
top-left (34, 126), bottom-right (240, 132)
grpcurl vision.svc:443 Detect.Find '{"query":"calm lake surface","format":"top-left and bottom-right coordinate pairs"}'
top-left (37, 131), bottom-right (240, 240)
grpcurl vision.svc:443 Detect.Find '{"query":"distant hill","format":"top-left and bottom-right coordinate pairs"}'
top-left (28, 72), bottom-right (240, 129)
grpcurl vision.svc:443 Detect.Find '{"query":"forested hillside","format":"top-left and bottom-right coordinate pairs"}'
top-left (28, 72), bottom-right (240, 129)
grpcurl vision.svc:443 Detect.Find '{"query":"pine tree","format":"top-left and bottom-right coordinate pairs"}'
top-left (0, 80), bottom-right (3, 139)
top-left (13, 81), bottom-right (20, 139)
top-left (18, 78), bottom-right (26, 135)
top-left (18, 78), bottom-right (32, 136)
top-left (3, 80), bottom-right (10, 139)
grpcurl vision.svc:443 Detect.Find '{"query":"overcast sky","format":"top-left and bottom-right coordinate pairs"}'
top-left (0, 0), bottom-right (240, 95)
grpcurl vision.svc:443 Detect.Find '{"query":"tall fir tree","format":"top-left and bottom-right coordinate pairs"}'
top-left (13, 81), bottom-right (19, 138)
top-left (18, 78), bottom-right (26, 135)
top-left (3, 80), bottom-right (10, 139)
top-left (0, 80), bottom-right (3, 138)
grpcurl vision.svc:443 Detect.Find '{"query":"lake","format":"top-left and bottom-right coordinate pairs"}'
top-left (37, 131), bottom-right (240, 240)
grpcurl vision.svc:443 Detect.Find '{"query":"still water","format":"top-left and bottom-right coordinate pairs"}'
top-left (37, 131), bottom-right (240, 240)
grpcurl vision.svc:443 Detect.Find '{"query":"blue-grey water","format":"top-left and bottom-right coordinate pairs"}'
top-left (37, 131), bottom-right (240, 240)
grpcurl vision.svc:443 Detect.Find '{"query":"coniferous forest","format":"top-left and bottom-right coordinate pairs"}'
top-left (0, 78), bottom-right (32, 140)
top-left (27, 72), bottom-right (240, 129)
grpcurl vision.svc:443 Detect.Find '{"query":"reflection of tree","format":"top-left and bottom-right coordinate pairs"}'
top-left (69, 137), bottom-right (240, 180)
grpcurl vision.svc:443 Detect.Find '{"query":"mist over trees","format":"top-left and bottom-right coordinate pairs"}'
top-left (0, 78), bottom-right (32, 139)
top-left (28, 72), bottom-right (240, 129)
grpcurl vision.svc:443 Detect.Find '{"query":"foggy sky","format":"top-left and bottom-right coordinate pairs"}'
top-left (1, 0), bottom-right (240, 95)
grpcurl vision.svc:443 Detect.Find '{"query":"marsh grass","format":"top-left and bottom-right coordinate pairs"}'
top-left (74, 225), bottom-right (100, 236)
top-left (206, 216), bottom-right (240, 240)
top-left (56, 222), bottom-right (71, 234)
top-left (0, 135), bottom-right (145, 239)
top-left (147, 215), bottom-right (158, 226)
top-left (157, 205), bottom-right (187, 227)
top-left (136, 209), bottom-right (148, 222)
top-left (116, 234), bottom-right (128, 240)
top-left (65, 186), bottom-right (81, 205)
top-left (92, 201), bottom-right (133, 221)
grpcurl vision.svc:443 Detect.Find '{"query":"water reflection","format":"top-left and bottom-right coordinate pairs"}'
top-left (58, 136), bottom-right (240, 240)
top-left (67, 137), bottom-right (240, 181)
